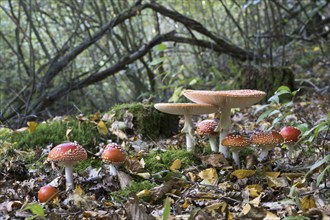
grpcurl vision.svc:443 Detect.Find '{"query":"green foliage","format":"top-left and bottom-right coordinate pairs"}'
top-left (163, 197), bottom-right (171, 220)
top-left (111, 180), bottom-right (156, 202)
top-left (75, 157), bottom-right (103, 175)
top-left (254, 86), bottom-right (300, 129)
top-left (23, 203), bottom-right (46, 220)
top-left (10, 117), bottom-right (100, 151)
top-left (143, 149), bottom-right (197, 174)
top-left (305, 154), bottom-right (330, 186)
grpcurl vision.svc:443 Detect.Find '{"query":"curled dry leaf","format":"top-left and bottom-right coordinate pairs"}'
top-left (149, 180), bottom-right (175, 202)
top-left (198, 154), bottom-right (229, 168)
top-left (124, 196), bottom-right (155, 220)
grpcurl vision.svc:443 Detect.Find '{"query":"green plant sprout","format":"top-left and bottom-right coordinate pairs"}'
top-left (254, 86), bottom-right (300, 129)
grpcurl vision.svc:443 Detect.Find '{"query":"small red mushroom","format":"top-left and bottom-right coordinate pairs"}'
top-left (102, 143), bottom-right (126, 176)
top-left (196, 119), bottom-right (219, 152)
top-left (48, 142), bottom-right (87, 190)
top-left (251, 131), bottom-right (284, 161)
top-left (221, 133), bottom-right (250, 168)
top-left (280, 126), bottom-right (301, 158)
top-left (38, 185), bottom-right (59, 203)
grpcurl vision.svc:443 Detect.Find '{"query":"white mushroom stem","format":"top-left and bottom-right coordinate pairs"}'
top-left (218, 107), bottom-right (231, 158)
top-left (230, 148), bottom-right (241, 168)
top-left (258, 145), bottom-right (274, 161)
top-left (181, 114), bottom-right (195, 151)
top-left (64, 163), bottom-right (74, 190)
top-left (209, 136), bottom-right (218, 152)
top-left (109, 164), bottom-right (118, 176)
top-left (286, 143), bottom-right (294, 159)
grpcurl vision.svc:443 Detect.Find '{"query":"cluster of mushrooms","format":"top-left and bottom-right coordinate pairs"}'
top-left (38, 141), bottom-right (126, 203)
top-left (154, 89), bottom-right (302, 168)
top-left (38, 89), bottom-right (302, 203)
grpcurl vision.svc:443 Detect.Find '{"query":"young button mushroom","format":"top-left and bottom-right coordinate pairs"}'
top-left (196, 119), bottom-right (219, 152)
top-left (48, 142), bottom-right (87, 190)
top-left (102, 143), bottom-right (126, 176)
top-left (279, 126), bottom-right (301, 159)
top-left (154, 103), bottom-right (217, 152)
top-left (183, 89), bottom-right (266, 158)
top-left (221, 133), bottom-right (250, 168)
top-left (38, 185), bottom-right (59, 203)
top-left (251, 131), bottom-right (284, 161)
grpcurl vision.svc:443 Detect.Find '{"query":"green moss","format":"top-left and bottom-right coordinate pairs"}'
top-left (143, 149), bottom-right (198, 174)
top-left (109, 102), bottom-right (178, 140)
top-left (75, 157), bottom-right (103, 175)
top-left (239, 147), bottom-right (255, 161)
top-left (111, 180), bottom-right (156, 202)
top-left (10, 117), bottom-right (101, 152)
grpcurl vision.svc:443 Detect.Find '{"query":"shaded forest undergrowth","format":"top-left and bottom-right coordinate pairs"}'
top-left (0, 86), bottom-right (329, 220)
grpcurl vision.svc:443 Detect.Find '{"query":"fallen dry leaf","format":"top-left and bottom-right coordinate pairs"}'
top-left (231, 169), bottom-right (256, 179)
top-left (198, 168), bottom-right (218, 185)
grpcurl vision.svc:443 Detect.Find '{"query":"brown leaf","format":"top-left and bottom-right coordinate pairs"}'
top-left (117, 171), bottom-right (133, 189)
top-left (149, 180), bottom-right (175, 202)
top-left (124, 196), bottom-right (155, 220)
top-left (198, 153), bottom-right (229, 168)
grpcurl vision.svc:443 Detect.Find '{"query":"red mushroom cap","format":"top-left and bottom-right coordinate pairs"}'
top-left (48, 142), bottom-right (87, 163)
top-left (102, 143), bottom-right (126, 165)
top-left (38, 185), bottom-right (59, 203)
top-left (279, 126), bottom-right (301, 143)
top-left (196, 120), bottom-right (219, 136)
top-left (221, 133), bottom-right (250, 148)
top-left (251, 131), bottom-right (284, 146)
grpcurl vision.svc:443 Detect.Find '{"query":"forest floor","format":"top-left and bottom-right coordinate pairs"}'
top-left (0, 86), bottom-right (329, 220)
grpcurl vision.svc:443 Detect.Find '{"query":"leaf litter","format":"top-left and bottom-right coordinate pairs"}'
top-left (0, 91), bottom-right (329, 219)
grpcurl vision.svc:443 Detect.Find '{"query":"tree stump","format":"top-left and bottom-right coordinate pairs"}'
top-left (110, 103), bottom-right (178, 140)
top-left (236, 66), bottom-right (295, 100)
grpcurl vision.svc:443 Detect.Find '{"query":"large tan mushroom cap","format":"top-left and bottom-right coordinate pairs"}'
top-left (154, 103), bottom-right (217, 115)
top-left (183, 89), bottom-right (266, 108)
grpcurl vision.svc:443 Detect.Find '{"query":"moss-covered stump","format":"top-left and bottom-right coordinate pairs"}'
top-left (109, 103), bottom-right (178, 140)
top-left (236, 66), bottom-right (295, 100)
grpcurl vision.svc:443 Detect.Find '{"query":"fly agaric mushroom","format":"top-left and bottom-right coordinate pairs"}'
top-left (279, 126), bottom-right (301, 159)
top-left (251, 131), bottom-right (284, 161)
top-left (102, 143), bottom-right (126, 176)
top-left (38, 185), bottom-right (59, 203)
top-left (183, 89), bottom-right (266, 157)
top-left (154, 103), bottom-right (217, 151)
top-left (48, 142), bottom-right (87, 190)
top-left (221, 133), bottom-right (250, 168)
top-left (196, 119), bottom-right (219, 152)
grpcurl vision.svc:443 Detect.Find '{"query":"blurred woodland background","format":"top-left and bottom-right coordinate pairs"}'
top-left (1, 0), bottom-right (329, 128)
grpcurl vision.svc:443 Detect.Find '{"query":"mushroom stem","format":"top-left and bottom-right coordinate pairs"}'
top-left (287, 144), bottom-right (294, 159)
top-left (109, 164), bottom-right (118, 176)
top-left (232, 151), bottom-right (241, 168)
top-left (181, 114), bottom-right (195, 151)
top-left (209, 136), bottom-right (218, 152)
top-left (218, 107), bottom-right (231, 158)
top-left (65, 163), bottom-right (74, 190)
top-left (258, 149), bottom-right (269, 161)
